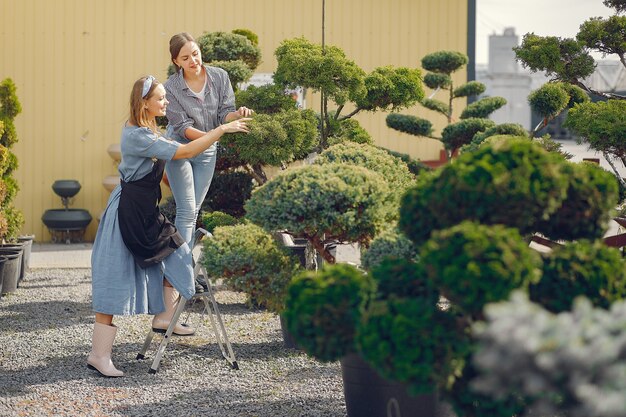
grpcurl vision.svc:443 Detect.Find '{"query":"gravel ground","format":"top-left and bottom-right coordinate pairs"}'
top-left (0, 269), bottom-right (346, 417)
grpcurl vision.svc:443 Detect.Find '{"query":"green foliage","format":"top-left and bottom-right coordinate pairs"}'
top-left (274, 37), bottom-right (366, 106)
top-left (326, 118), bottom-right (373, 146)
top-left (441, 118), bottom-right (495, 151)
top-left (577, 16), bottom-right (626, 56)
top-left (454, 81), bottom-right (486, 98)
top-left (420, 221), bottom-right (541, 316)
top-left (201, 171), bottom-right (255, 218)
top-left (209, 60), bottom-right (253, 90)
top-left (399, 138), bottom-right (568, 244)
top-left (201, 223), bottom-right (299, 313)
top-left (159, 196), bottom-right (177, 223)
top-left (564, 99), bottom-right (626, 157)
top-left (245, 163), bottom-right (393, 246)
top-left (283, 264), bottom-right (374, 361)
top-left (560, 83), bottom-right (590, 107)
top-left (604, 0), bottom-right (626, 13)
top-left (536, 162), bottom-right (618, 241)
top-left (198, 211), bottom-right (240, 234)
top-left (196, 31), bottom-right (261, 71)
top-left (447, 361), bottom-right (526, 417)
top-left (420, 98), bottom-right (449, 116)
top-left (460, 97), bottom-right (507, 119)
top-left (421, 51), bottom-right (468, 74)
top-left (0, 79), bottom-right (22, 119)
top-left (369, 258), bottom-right (435, 302)
top-left (514, 33), bottom-right (596, 82)
top-left (231, 28), bottom-right (258, 45)
top-left (314, 142), bottom-right (415, 194)
top-left (215, 142), bottom-right (247, 172)
top-left (3, 205), bottom-right (23, 241)
top-left (0, 144), bottom-right (10, 177)
top-left (0, 117), bottom-right (17, 148)
top-left (534, 134), bottom-right (574, 159)
top-left (385, 113), bottom-right (433, 137)
top-left (357, 297), bottom-right (458, 395)
top-left (528, 83), bottom-right (570, 119)
top-left (384, 149), bottom-right (433, 177)
top-left (221, 109), bottom-right (319, 166)
top-left (423, 73), bottom-right (451, 90)
top-left (466, 123), bottom-right (529, 151)
top-left (235, 84), bottom-right (297, 114)
top-left (360, 228), bottom-right (416, 271)
top-left (530, 240), bottom-right (626, 313)
top-left (0, 78), bottom-right (23, 241)
top-left (356, 66), bottom-right (424, 112)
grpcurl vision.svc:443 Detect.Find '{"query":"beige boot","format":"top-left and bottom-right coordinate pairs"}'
top-left (152, 286), bottom-right (195, 336)
top-left (87, 322), bottom-right (124, 377)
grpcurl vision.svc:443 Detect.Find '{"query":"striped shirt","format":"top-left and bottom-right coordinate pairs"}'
top-left (164, 65), bottom-right (235, 144)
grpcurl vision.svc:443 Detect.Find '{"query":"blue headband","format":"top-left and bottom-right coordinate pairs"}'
top-left (142, 75), bottom-right (155, 98)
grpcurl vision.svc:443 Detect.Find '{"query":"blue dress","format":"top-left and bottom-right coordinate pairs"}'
top-left (91, 126), bottom-right (195, 315)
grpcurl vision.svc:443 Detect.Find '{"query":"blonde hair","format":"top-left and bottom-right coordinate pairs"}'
top-left (128, 76), bottom-right (160, 133)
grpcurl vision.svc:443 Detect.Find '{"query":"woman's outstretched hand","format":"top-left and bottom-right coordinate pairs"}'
top-left (222, 117), bottom-right (252, 134)
top-left (235, 106), bottom-right (254, 118)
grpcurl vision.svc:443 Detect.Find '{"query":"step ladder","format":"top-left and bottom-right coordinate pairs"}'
top-left (136, 228), bottom-right (238, 373)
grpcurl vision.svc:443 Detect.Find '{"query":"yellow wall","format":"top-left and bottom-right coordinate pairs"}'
top-left (0, 0), bottom-right (469, 241)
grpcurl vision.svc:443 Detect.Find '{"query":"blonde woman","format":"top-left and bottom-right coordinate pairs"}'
top-left (88, 75), bottom-right (249, 377)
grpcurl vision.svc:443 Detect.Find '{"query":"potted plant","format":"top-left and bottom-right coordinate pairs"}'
top-left (245, 162), bottom-right (395, 265)
top-left (283, 136), bottom-right (622, 417)
top-left (200, 222), bottom-right (301, 347)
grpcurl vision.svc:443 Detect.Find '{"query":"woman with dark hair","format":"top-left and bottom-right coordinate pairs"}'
top-left (87, 75), bottom-right (249, 377)
top-left (164, 32), bottom-right (254, 246)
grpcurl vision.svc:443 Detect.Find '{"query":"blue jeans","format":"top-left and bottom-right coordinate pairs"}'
top-left (165, 144), bottom-right (217, 246)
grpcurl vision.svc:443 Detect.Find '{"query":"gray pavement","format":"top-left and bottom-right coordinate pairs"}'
top-left (30, 242), bottom-right (93, 269)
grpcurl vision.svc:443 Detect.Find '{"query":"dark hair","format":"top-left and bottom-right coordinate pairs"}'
top-left (169, 32), bottom-right (197, 69)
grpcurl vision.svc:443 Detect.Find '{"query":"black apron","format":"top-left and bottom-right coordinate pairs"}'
top-left (118, 159), bottom-right (185, 269)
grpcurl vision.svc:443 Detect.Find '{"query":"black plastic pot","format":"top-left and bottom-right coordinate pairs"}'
top-left (0, 256), bottom-right (7, 299)
top-left (52, 180), bottom-right (81, 198)
top-left (0, 249), bottom-right (21, 295)
top-left (0, 243), bottom-right (25, 284)
top-left (17, 234), bottom-right (34, 271)
top-left (340, 353), bottom-right (437, 417)
top-left (41, 209), bottom-right (92, 230)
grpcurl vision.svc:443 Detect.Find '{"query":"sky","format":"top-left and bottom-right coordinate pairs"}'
top-left (476, 0), bottom-right (616, 65)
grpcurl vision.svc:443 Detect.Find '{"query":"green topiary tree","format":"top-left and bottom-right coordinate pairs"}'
top-left (198, 211), bottom-right (240, 234)
top-left (245, 163), bottom-right (394, 264)
top-left (0, 78), bottom-right (23, 242)
top-left (201, 171), bottom-right (255, 218)
top-left (529, 240), bottom-right (626, 313)
top-left (360, 228), bottom-right (416, 272)
top-left (535, 161), bottom-right (619, 241)
top-left (313, 142), bottom-right (415, 198)
top-left (273, 37), bottom-right (424, 149)
top-left (282, 263), bottom-right (375, 361)
top-left (201, 223), bottom-right (300, 313)
top-left (235, 84), bottom-right (297, 114)
top-left (399, 138), bottom-right (569, 245)
top-left (356, 296), bottom-right (464, 396)
top-left (514, 2), bottom-right (626, 184)
top-left (386, 50), bottom-right (507, 158)
top-left (420, 221), bottom-right (541, 317)
top-left (221, 109), bottom-right (319, 184)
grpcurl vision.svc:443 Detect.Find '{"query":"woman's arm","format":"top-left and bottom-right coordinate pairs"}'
top-left (172, 118), bottom-right (251, 160)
